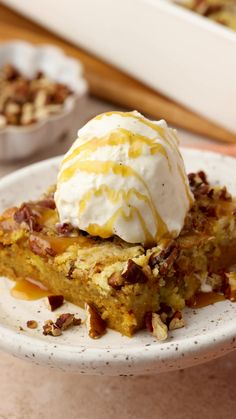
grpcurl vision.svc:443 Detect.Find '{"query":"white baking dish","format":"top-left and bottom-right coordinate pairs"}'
top-left (3, 0), bottom-right (236, 134)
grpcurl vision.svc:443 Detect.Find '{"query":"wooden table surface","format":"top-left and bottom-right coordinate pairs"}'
top-left (0, 3), bottom-right (236, 144)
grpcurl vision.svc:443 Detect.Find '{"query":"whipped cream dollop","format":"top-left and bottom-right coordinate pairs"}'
top-left (55, 111), bottom-right (193, 245)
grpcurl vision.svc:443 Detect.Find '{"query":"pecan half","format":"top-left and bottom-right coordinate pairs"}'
top-left (149, 241), bottom-right (179, 275)
top-left (85, 303), bottom-right (106, 339)
top-left (47, 295), bottom-right (64, 311)
top-left (151, 313), bottom-right (168, 341)
top-left (122, 260), bottom-right (148, 284)
top-left (29, 234), bottom-right (56, 257)
top-left (14, 203), bottom-right (41, 232)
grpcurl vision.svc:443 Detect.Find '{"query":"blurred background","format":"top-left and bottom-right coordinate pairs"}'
top-left (0, 1), bottom-right (236, 418)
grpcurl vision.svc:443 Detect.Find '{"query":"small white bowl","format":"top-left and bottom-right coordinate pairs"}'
top-left (0, 41), bottom-right (88, 161)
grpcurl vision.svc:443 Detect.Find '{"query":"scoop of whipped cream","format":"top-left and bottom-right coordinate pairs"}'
top-left (55, 111), bottom-right (193, 245)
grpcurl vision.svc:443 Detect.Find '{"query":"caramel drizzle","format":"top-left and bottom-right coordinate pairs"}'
top-left (79, 185), bottom-right (160, 245)
top-left (63, 128), bottom-right (170, 166)
top-left (59, 160), bottom-right (168, 244)
top-left (86, 206), bottom-right (154, 245)
top-left (95, 111), bottom-right (179, 154)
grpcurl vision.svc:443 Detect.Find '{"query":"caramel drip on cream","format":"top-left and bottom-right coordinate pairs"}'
top-left (85, 206), bottom-right (154, 245)
top-left (63, 129), bottom-right (169, 165)
top-left (79, 185), bottom-right (164, 245)
top-left (59, 160), bottom-right (168, 244)
top-left (95, 112), bottom-right (179, 154)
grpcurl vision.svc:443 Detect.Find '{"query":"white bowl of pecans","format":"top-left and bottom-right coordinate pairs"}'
top-left (0, 41), bottom-right (87, 161)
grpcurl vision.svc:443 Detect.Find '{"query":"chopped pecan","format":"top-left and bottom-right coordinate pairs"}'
top-left (168, 311), bottom-right (185, 331)
top-left (57, 223), bottom-right (73, 236)
top-left (144, 312), bottom-right (153, 333)
top-left (3, 64), bottom-right (20, 81)
top-left (73, 317), bottom-right (82, 326)
top-left (43, 320), bottom-right (62, 336)
top-left (85, 303), bottom-right (106, 339)
top-left (188, 171), bottom-right (210, 198)
top-left (199, 205), bottom-right (217, 217)
top-left (66, 262), bottom-right (75, 279)
top-left (151, 313), bottom-right (168, 341)
top-left (26, 320), bottom-right (38, 329)
top-left (188, 171), bottom-right (208, 188)
top-left (207, 188), bottom-right (214, 199)
top-left (218, 187), bottom-right (232, 202)
top-left (223, 272), bottom-right (236, 302)
top-left (37, 198), bottom-right (56, 209)
top-left (122, 260), bottom-right (148, 284)
top-left (198, 171), bottom-right (209, 185)
top-left (14, 203), bottom-right (41, 232)
top-left (193, 184), bottom-right (209, 198)
top-left (157, 302), bottom-right (173, 316)
top-left (29, 234), bottom-right (56, 257)
top-left (108, 272), bottom-right (124, 289)
top-left (47, 295), bottom-right (64, 311)
top-left (55, 313), bottom-right (77, 330)
top-left (43, 313), bottom-right (81, 337)
top-left (149, 241), bottom-right (179, 275)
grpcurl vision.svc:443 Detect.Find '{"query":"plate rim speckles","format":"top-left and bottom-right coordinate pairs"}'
top-left (0, 148), bottom-right (236, 375)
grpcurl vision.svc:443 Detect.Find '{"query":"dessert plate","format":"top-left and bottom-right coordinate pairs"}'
top-left (0, 148), bottom-right (235, 376)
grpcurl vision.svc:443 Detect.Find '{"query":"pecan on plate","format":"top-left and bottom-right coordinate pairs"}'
top-left (151, 313), bottom-right (168, 341)
top-left (168, 311), bottom-right (185, 331)
top-left (43, 313), bottom-right (81, 337)
top-left (47, 295), bottom-right (64, 311)
top-left (85, 303), bottom-right (106, 339)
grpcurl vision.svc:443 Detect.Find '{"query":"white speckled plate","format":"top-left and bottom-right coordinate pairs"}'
top-left (0, 148), bottom-right (236, 376)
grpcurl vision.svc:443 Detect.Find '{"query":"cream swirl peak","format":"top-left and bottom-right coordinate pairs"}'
top-left (55, 111), bottom-right (193, 245)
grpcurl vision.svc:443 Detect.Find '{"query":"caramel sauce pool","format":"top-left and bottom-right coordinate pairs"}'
top-left (187, 292), bottom-right (226, 309)
top-left (10, 278), bottom-right (50, 300)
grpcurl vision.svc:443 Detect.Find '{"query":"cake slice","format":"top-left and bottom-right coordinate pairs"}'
top-left (0, 171), bottom-right (236, 337)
